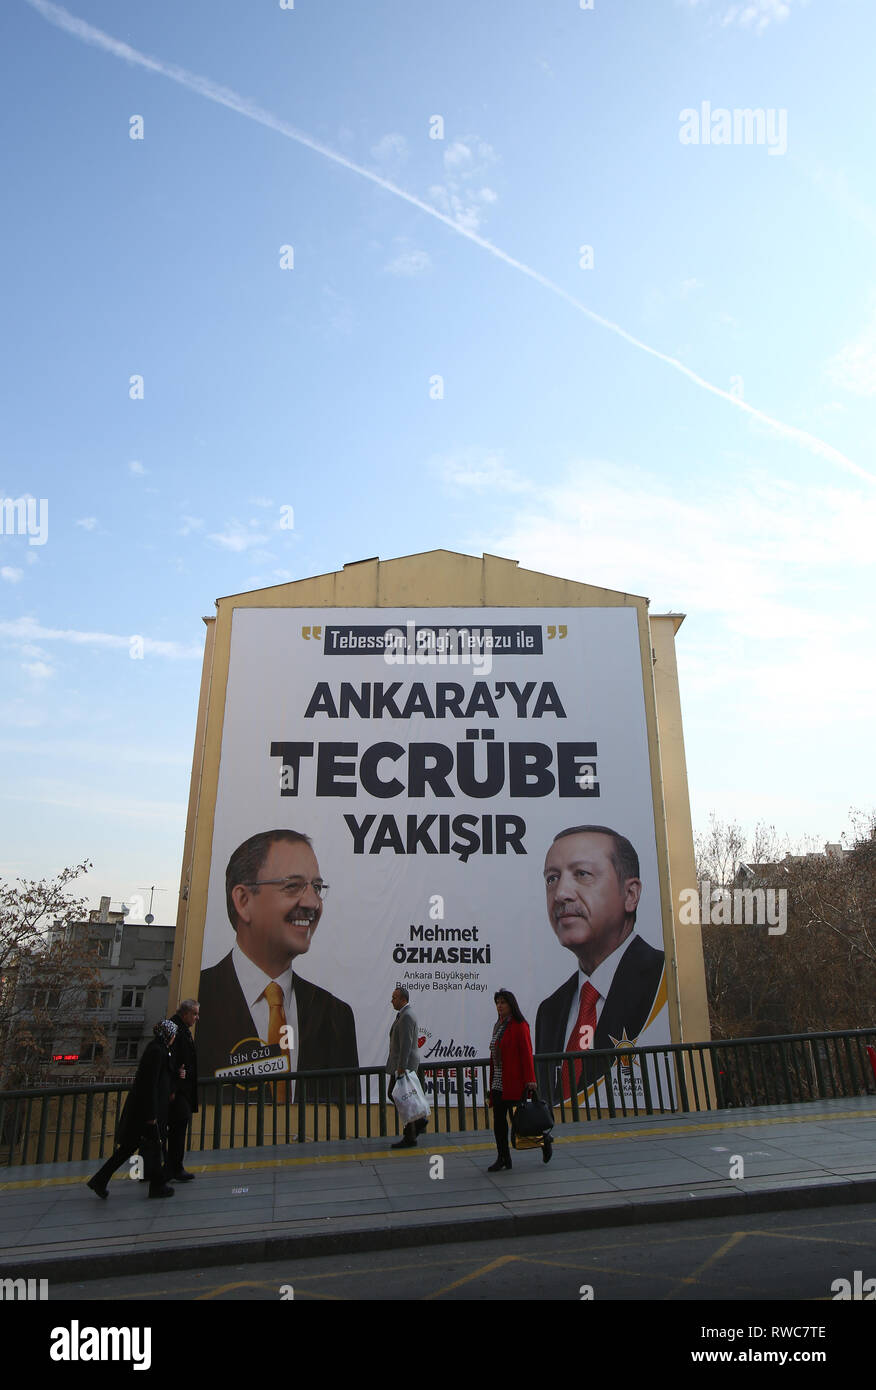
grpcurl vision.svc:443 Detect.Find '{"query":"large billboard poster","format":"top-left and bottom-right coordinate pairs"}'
top-left (195, 607), bottom-right (670, 1105)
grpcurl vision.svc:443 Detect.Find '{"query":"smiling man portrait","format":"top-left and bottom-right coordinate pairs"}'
top-left (534, 825), bottom-right (665, 1102)
top-left (196, 829), bottom-right (358, 1090)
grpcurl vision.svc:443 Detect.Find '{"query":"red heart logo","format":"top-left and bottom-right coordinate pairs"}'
top-left (418, 1036), bottom-right (426, 1047)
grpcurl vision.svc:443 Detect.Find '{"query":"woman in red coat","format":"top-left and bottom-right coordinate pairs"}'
top-left (487, 989), bottom-right (552, 1170)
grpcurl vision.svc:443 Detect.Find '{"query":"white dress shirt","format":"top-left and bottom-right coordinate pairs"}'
top-left (563, 930), bottom-right (639, 1046)
top-left (231, 941), bottom-right (299, 1075)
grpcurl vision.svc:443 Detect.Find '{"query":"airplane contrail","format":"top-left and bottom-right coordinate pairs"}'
top-left (25, 0), bottom-right (873, 484)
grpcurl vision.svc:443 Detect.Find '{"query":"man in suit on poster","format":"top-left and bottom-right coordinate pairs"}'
top-left (535, 825), bottom-right (665, 1103)
top-left (197, 829), bottom-right (358, 1098)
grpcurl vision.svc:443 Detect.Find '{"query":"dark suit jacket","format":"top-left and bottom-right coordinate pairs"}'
top-left (196, 951), bottom-right (359, 1099)
top-left (169, 1014), bottom-right (199, 1114)
top-left (534, 935), bottom-right (665, 1102)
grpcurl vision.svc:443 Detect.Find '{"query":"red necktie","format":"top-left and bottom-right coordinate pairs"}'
top-left (562, 981), bottom-right (598, 1101)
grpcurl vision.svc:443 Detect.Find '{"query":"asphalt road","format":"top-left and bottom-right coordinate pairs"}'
top-left (47, 1201), bottom-right (876, 1301)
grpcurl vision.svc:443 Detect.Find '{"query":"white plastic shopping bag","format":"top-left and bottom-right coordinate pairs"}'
top-left (391, 1070), bottom-right (430, 1125)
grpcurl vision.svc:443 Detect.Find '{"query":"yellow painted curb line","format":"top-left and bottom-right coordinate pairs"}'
top-left (0, 1109), bottom-right (870, 1193)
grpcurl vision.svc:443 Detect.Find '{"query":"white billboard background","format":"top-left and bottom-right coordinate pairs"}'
top-left (201, 607), bottom-right (669, 1086)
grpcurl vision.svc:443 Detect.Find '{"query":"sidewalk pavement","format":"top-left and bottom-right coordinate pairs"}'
top-left (1, 1098), bottom-right (874, 1284)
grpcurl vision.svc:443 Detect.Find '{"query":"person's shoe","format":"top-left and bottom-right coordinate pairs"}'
top-left (487, 1158), bottom-right (512, 1172)
top-left (86, 1177), bottom-right (108, 1199)
top-left (170, 1169), bottom-right (196, 1181)
top-left (415, 1119), bottom-right (428, 1135)
top-left (148, 1184), bottom-right (175, 1198)
top-left (542, 1136), bottom-right (554, 1164)
top-left (391, 1137), bottom-right (417, 1149)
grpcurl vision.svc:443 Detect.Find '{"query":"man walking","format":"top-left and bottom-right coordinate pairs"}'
top-left (387, 987), bottom-right (426, 1149)
top-left (168, 999), bottom-right (199, 1182)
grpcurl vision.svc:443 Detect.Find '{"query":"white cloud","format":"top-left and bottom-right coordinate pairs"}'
top-left (443, 141), bottom-right (475, 170)
top-left (208, 524), bottom-right (267, 552)
top-left (478, 462), bottom-right (876, 615)
top-left (75, 517), bottom-right (98, 531)
top-left (681, 278), bottom-right (704, 297)
top-left (248, 497), bottom-right (274, 508)
top-left (428, 136), bottom-right (499, 233)
top-left (457, 462), bottom-right (876, 735)
top-left (679, 0), bottom-right (801, 33)
top-left (721, 0), bottom-right (793, 33)
top-left (1, 567), bottom-right (23, 583)
top-left (825, 305), bottom-right (876, 397)
top-left (371, 132), bottom-right (408, 163)
top-left (0, 616), bottom-right (202, 660)
top-left (22, 660), bottom-right (53, 680)
top-left (243, 567), bottom-right (294, 588)
top-left (433, 449), bottom-right (532, 496)
top-left (385, 247), bottom-right (432, 277)
top-left (27, 0), bottom-right (863, 481)
top-left (178, 515), bottom-right (205, 536)
top-left (128, 460), bottom-right (147, 476)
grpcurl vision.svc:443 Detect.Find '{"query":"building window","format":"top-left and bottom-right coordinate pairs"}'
top-left (114, 1037), bottom-right (140, 1063)
top-left (80, 1041), bottom-right (105, 1063)
top-left (89, 938), bottom-right (112, 961)
top-left (29, 988), bottom-right (62, 1010)
top-left (120, 988), bottom-right (145, 1009)
top-left (88, 987), bottom-right (112, 1010)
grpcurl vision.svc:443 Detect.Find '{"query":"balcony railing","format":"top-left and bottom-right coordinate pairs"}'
top-left (1, 1027), bottom-right (874, 1167)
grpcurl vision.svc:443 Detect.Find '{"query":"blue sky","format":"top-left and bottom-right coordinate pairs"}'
top-left (1, 0), bottom-right (874, 918)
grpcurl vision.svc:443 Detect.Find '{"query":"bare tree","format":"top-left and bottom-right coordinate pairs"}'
top-left (0, 862), bottom-right (107, 1088)
top-left (697, 812), bottom-right (876, 1038)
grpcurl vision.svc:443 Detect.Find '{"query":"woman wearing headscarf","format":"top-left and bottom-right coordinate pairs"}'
top-left (486, 988), bottom-right (552, 1170)
top-left (86, 1018), bottom-right (178, 1199)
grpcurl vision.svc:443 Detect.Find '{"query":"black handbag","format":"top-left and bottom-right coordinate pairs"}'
top-left (513, 1092), bottom-right (554, 1138)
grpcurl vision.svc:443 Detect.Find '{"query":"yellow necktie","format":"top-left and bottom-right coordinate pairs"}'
top-left (262, 981), bottom-right (289, 1103)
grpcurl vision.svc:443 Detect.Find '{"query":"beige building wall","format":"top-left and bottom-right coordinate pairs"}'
top-left (170, 550), bottom-right (709, 1042)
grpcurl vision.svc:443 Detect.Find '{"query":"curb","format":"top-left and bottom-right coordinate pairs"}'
top-left (6, 1173), bottom-right (876, 1286)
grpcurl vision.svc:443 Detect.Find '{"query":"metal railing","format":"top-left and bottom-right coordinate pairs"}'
top-left (1, 1027), bottom-right (874, 1168)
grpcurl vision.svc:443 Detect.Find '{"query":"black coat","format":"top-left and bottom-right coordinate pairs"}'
top-left (169, 1014), bottom-right (199, 1114)
top-left (117, 1037), bottom-right (173, 1147)
top-left (535, 936), bottom-right (666, 1102)
top-left (196, 951), bottom-right (359, 1101)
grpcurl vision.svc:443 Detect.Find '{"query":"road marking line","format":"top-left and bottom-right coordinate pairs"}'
top-left (195, 1279), bottom-right (341, 1301)
top-left (664, 1230), bottom-right (748, 1299)
top-left (423, 1253), bottom-right (519, 1300)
